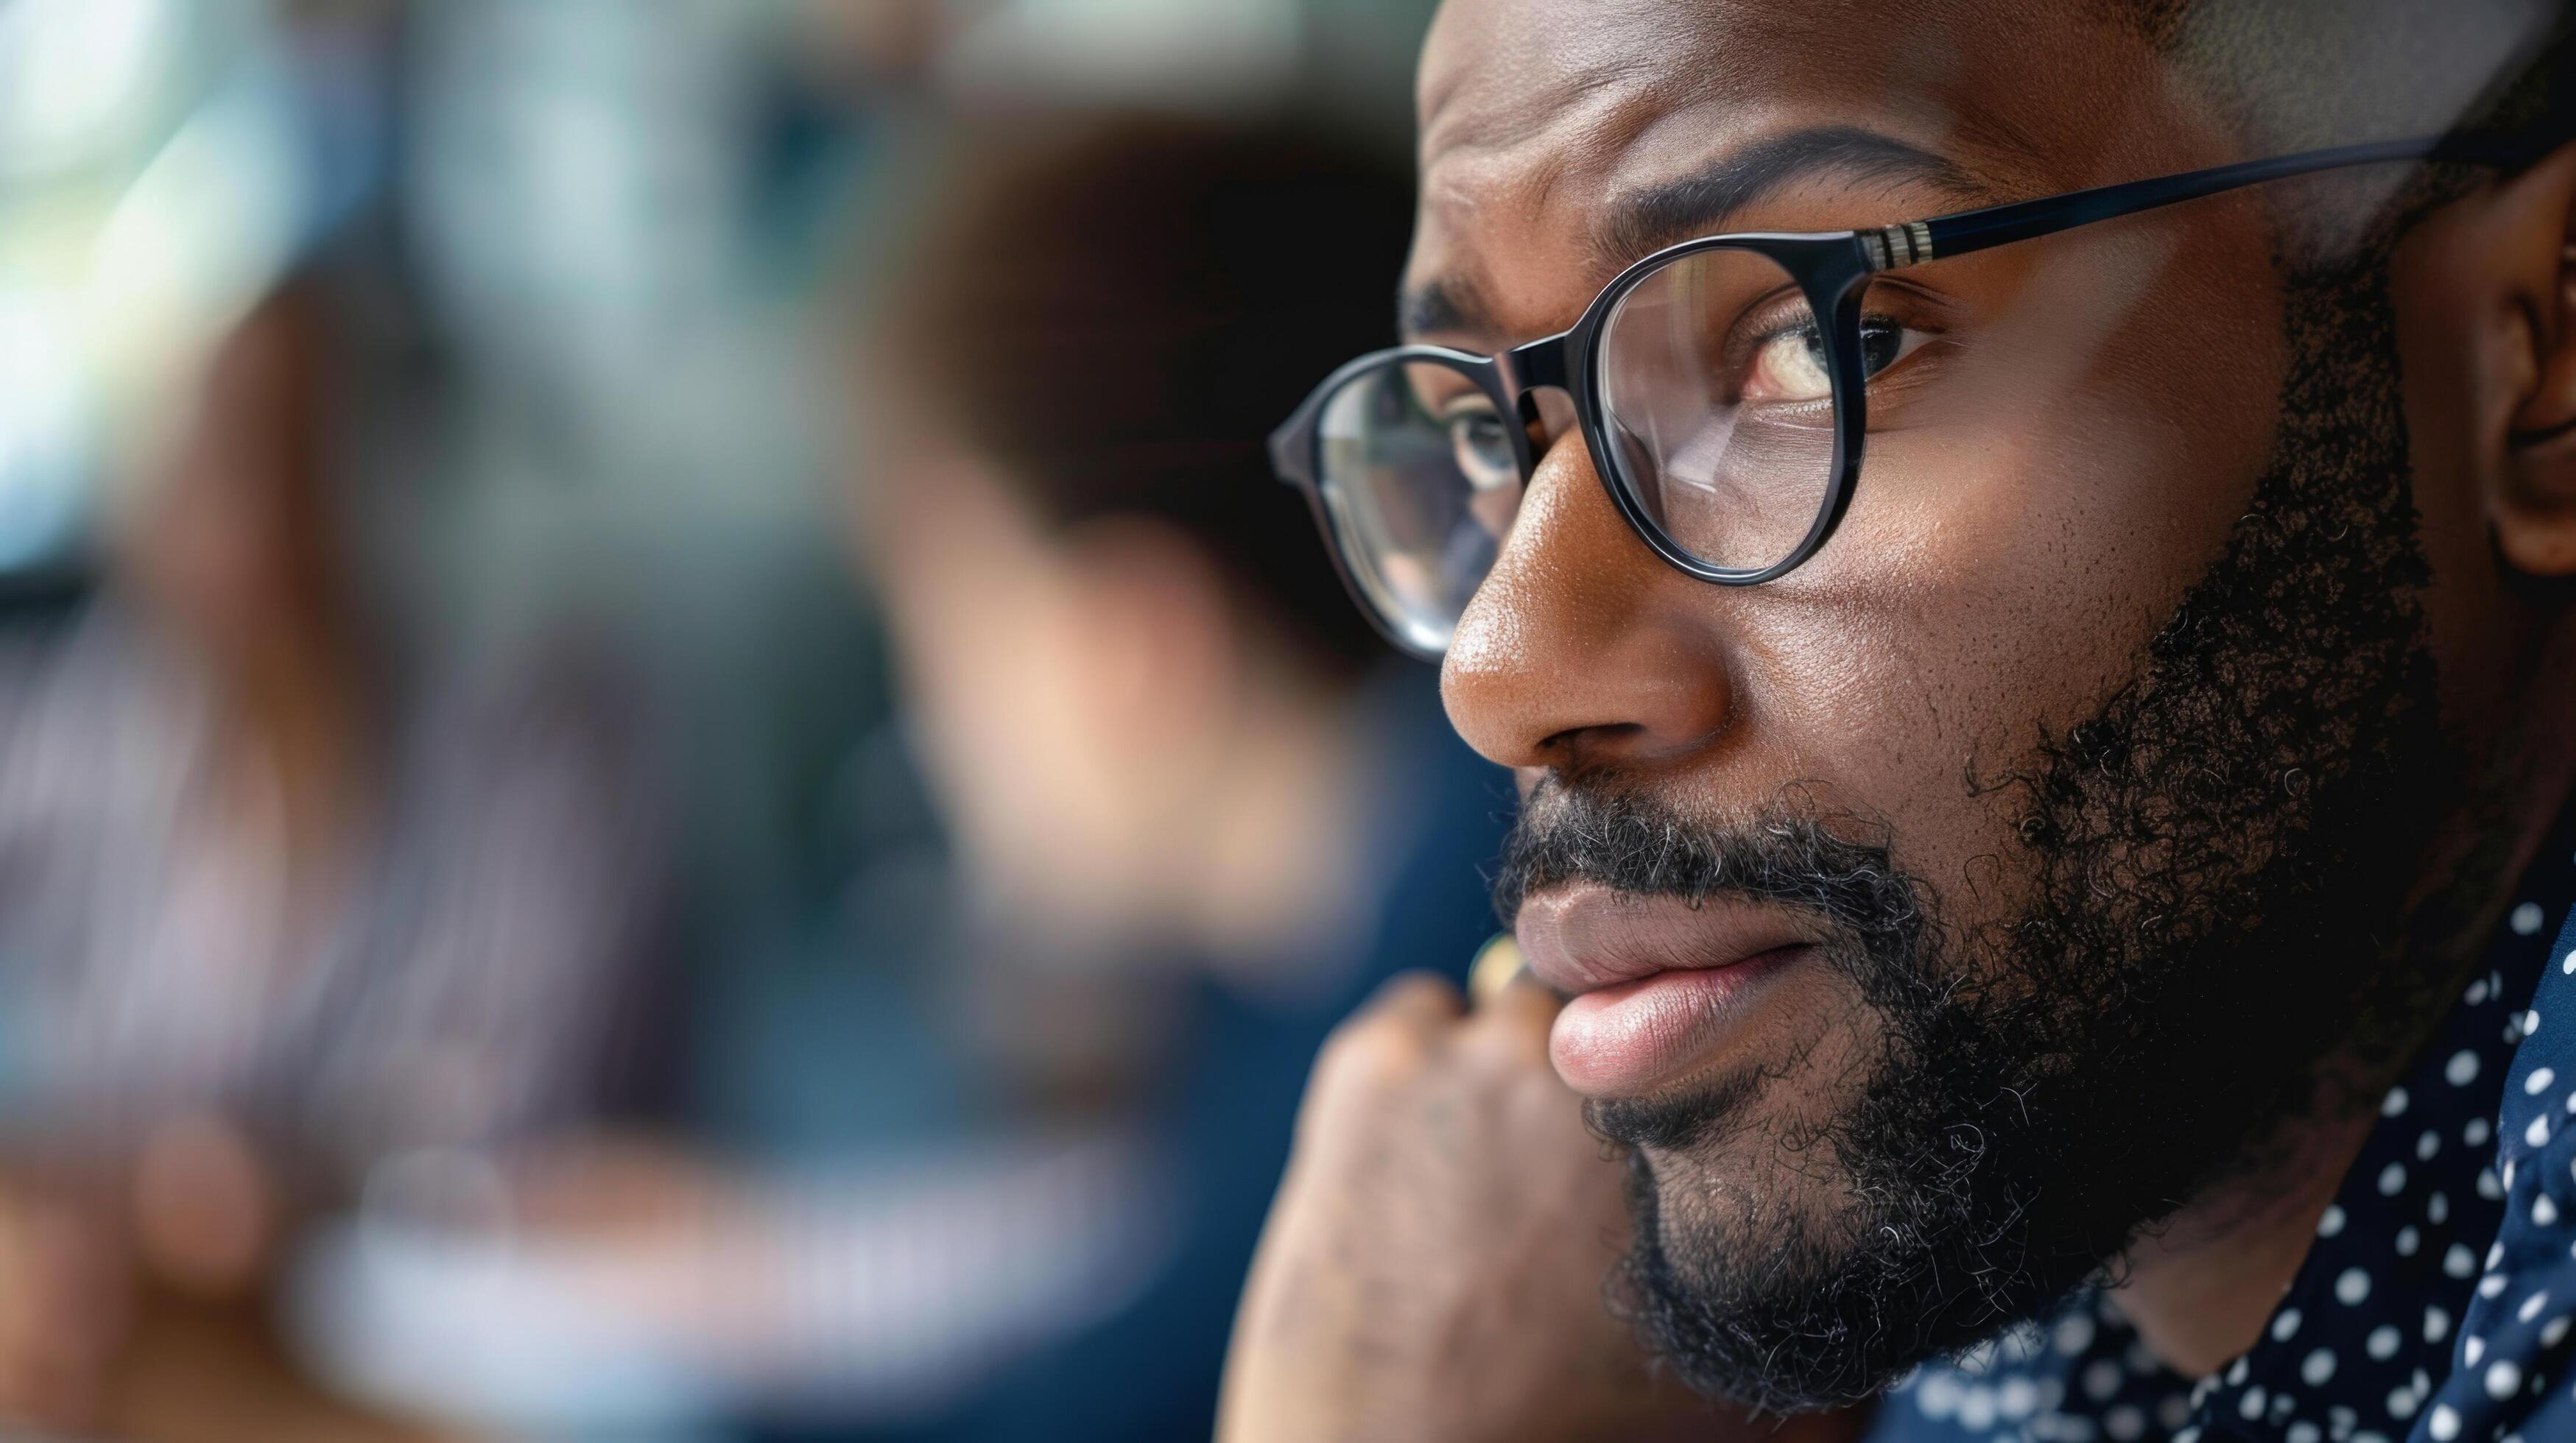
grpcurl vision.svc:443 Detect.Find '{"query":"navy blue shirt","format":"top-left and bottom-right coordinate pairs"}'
top-left (1874, 811), bottom-right (2576, 1443)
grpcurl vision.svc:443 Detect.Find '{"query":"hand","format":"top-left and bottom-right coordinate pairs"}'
top-left (0, 1174), bottom-right (133, 1432)
top-left (1220, 968), bottom-right (1844, 1443)
top-left (0, 1118), bottom-right (451, 1442)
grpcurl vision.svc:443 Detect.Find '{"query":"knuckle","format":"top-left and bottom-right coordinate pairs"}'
top-left (1315, 1015), bottom-right (1429, 1088)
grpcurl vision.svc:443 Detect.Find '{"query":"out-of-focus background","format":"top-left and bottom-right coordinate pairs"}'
top-left (0, 1), bottom-right (1511, 1439)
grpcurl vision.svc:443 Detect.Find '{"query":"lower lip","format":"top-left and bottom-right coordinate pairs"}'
top-left (1549, 945), bottom-right (1807, 1097)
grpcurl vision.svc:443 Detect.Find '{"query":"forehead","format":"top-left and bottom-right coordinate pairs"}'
top-left (1412, 0), bottom-right (2211, 342)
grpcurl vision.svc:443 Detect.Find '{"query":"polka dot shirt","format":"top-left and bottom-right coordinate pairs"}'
top-left (1874, 825), bottom-right (2576, 1443)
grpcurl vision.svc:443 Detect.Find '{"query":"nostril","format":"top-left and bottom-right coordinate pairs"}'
top-left (1540, 719), bottom-right (1650, 762)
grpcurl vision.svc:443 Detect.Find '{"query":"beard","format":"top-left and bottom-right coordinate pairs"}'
top-left (1490, 249), bottom-right (2465, 1413)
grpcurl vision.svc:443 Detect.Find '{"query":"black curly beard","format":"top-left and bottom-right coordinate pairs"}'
top-left (1490, 247), bottom-right (2467, 1413)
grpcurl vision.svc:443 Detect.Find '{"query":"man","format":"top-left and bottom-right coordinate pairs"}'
top-left (1218, 1), bottom-right (2576, 1439)
top-left (850, 115), bottom-right (1513, 1438)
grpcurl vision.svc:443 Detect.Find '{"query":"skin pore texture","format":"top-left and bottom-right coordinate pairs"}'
top-left (1401, 0), bottom-right (2576, 1418)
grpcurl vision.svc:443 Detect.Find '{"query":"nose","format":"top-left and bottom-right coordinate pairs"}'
top-left (1440, 436), bottom-right (1736, 775)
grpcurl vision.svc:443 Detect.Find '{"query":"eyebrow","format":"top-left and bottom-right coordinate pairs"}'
top-left (1397, 124), bottom-right (2001, 345)
top-left (1398, 276), bottom-right (1488, 342)
top-left (1599, 124), bottom-right (1993, 264)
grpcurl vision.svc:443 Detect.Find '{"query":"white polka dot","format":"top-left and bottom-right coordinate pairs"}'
top-left (2432, 1190), bottom-right (2454, 1224)
top-left (2368, 1324), bottom-right (2402, 1358)
top-left (2399, 1225), bottom-right (2423, 1257)
top-left (2564, 949), bottom-right (2576, 976)
top-left (2450, 1050), bottom-right (2484, 1087)
top-left (2239, 1386), bottom-right (2267, 1420)
top-left (2489, 1359), bottom-right (2525, 1399)
top-left (2303, 1347), bottom-right (2337, 1386)
top-left (1915, 1373), bottom-right (1960, 1418)
top-left (2105, 1403), bottom-right (2145, 1441)
top-left (2337, 1267), bottom-right (2373, 1305)
top-left (2380, 1162), bottom-right (2409, 1195)
top-left (2530, 1009), bottom-right (2544, 1037)
top-left (2484, 1168), bottom-right (2508, 1200)
top-left (2484, 1274), bottom-right (2512, 1299)
top-left (2522, 1291), bottom-right (2552, 1324)
top-left (2514, 902), bottom-right (2547, 935)
top-left (2491, 1241), bottom-right (2509, 1271)
top-left (1958, 1385), bottom-right (1996, 1430)
top-left (2287, 1423), bottom-right (2321, 1443)
top-left (2084, 1359), bottom-right (2122, 1401)
top-left (2447, 1243), bottom-right (2480, 1278)
top-left (2420, 1129), bottom-right (2443, 1161)
top-left (2271, 1308), bottom-right (2303, 1343)
top-left (2468, 1118), bottom-right (2493, 1148)
top-left (2385, 1086), bottom-right (2412, 1117)
top-left (2468, 1336), bottom-right (2488, 1366)
top-left (2427, 1307), bottom-right (2452, 1344)
top-left (2533, 1115), bottom-right (2556, 1149)
top-left (2226, 1356), bottom-right (2251, 1386)
top-left (2389, 1383), bottom-right (2421, 1419)
top-left (1998, 1377), bottom-right (2038, 1419)
top-left (2319, 1204), bottom-right (2348, 1238)
top-left (2538, 1193), bottom-right (2562, 1227)
top-left (2471, 977), bottom-right (2495, 1005)
top-left (2054, 1313), bottom-right (2096, 1355)
top-left (2173, 1429), bottom-right (2200, 1443)
top-left (2429, 1403), bottom-right (2463, 1440)
top-left (2544, 1314), bottom-right (2572, 1348)
top-left (2534, 1068), bottom-right (2561, 1096)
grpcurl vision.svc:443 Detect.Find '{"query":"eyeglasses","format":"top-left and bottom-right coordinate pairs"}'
top-left (1269, 134), bottom-right (2476, 660)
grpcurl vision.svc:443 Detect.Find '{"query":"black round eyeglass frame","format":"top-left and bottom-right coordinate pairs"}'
top-left (1269, 133), bottom-right (2503, 661)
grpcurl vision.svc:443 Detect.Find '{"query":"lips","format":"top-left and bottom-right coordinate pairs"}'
top-left (1516, 884), bottom-right (1814, 1098)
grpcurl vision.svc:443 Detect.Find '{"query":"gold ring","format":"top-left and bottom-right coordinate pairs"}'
top-left (1468, 933), bottom-right (1528, 1008)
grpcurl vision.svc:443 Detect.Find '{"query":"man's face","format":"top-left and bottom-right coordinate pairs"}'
top-left (1421, 0), bottom-right (2489, 1409)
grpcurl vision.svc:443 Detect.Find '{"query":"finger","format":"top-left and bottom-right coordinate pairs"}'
top-left (1460, 973), bottom-right (1562, 1068)
top-left (1357, 970), bottom-right (1468, 1034)
top-left (1307, 972), bottom-right (1467, 1114)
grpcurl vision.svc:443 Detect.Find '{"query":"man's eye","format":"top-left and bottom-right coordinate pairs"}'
top-left (1445, 406), bottom-right (1519, 492)
top-left (1740, 319), bottom-right (1926, 406)
top-left (1744, 325), bottom-right (1833, 404)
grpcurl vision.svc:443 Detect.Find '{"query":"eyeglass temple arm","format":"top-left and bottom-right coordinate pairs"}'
top-left (1873, 134), bottom-right (2482, 271)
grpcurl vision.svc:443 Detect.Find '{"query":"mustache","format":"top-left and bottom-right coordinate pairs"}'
top-left (1491, 783), bottom-right (1929, 941)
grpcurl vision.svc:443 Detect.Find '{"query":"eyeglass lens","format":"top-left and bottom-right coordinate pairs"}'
top-left (1312, 246), bottom-right (1845, 649)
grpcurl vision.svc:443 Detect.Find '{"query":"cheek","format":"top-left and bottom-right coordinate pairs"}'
top-left (1711, 250), bottom-right (2284, 915)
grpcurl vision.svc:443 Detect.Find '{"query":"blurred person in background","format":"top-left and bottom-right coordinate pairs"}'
top-left (0, 260), bottom-right (677, 1440)
top-left (843, 113), bottom-right (1511, 1441)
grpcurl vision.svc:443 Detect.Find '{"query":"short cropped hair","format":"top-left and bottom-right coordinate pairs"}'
top-left (874, 113), bottom-right (1418, 680)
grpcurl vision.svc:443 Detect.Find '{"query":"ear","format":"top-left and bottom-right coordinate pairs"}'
top-left (2493, 143), bottom-right (2576, 576)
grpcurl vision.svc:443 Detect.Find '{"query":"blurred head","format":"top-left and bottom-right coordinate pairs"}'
top-left (119, 281), bottom-right (345, 666)
top-left (857, 115), bottom-right (1415, 936)
top-left (1357, 0), bottom-right (2576, 1411)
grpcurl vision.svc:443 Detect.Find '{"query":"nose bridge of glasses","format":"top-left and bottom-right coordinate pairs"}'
top-left (1495, 334), bottom-right (1580, 471)
top-left (1496, 333), bottom-right (1572, 396)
